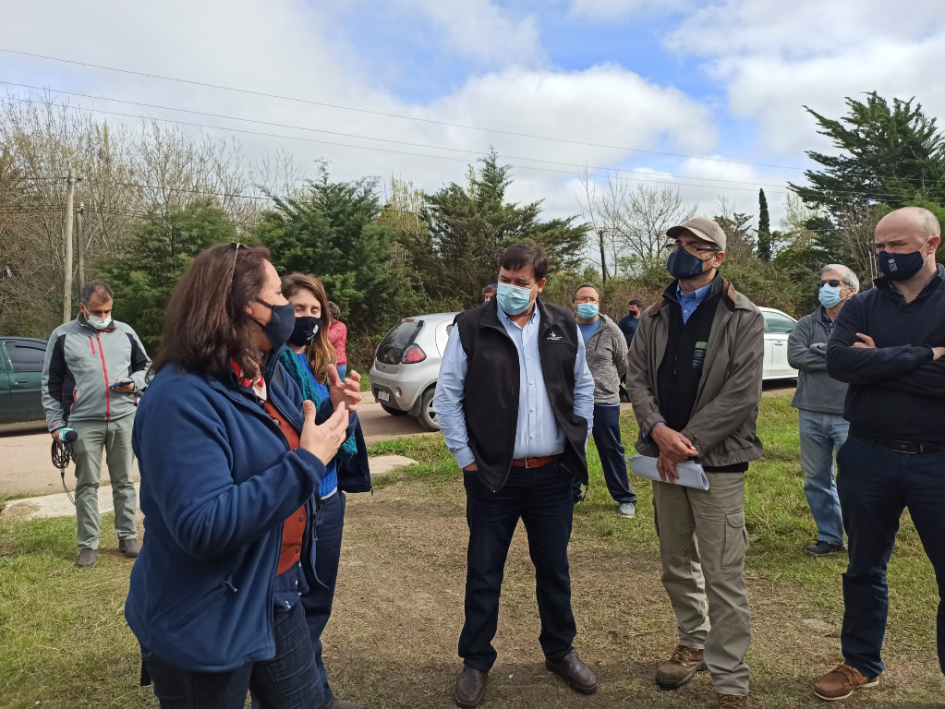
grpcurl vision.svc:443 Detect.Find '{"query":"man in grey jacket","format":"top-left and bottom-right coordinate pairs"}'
top-left (573, 284), bottom-right (637, 517)
top-left (787, 264), bottom-right (858, 558)
top-left (627, 218), bottom-right (764, 709)
top-left (42, 282), bottom-right (150, 567)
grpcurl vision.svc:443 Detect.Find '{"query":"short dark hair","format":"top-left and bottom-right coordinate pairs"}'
top-left (499, 242), bottom-right (548, 282)
top-left (573, 283), bottom-right (600, 301)
top-left (80, 282), bottom-right (113, 305)
top-left (482, 284), bottom-right (497, 296)
top-left (628, 299), bottom-right (643, 307)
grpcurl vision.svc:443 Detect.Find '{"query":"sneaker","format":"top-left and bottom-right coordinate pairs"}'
top-left (718, 694), bottom-right (748, 708)
top-left (77, 548), bottom-right (97, 568)
top-left (656, 645), bottom-right (705, 689)
top-left (618, 502), bottom-right (636, 518)
top-left (813, 664), bottom-right (880, 701)
top-left (805, 540), bottom-right (846, 557)
top-left (119, 539), bottom-right (142, 558)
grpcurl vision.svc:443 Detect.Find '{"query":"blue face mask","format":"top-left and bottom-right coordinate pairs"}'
top-left (255, 298), bottom-right (296, 351)
top-left (289, 316), bottom-right (321, 347)
top-left (818, 285), bottom-right (842, 308)
top-left (496, 283), bottom-right (535, 315)
top-left (667, 248), bottom-right (708, 280)
top-left (577, 303), bottom-right (599, 319)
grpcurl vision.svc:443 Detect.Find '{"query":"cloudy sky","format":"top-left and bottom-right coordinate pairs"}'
top-left (4, 0), bottom-right (945, 226)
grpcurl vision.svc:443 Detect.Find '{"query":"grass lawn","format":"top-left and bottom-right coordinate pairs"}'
top-left (0, 391), bottom-right (942, 708)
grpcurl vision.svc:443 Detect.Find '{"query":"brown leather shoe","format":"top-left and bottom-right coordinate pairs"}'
top-left (119, 539), bottom-right (141, 558)
top-left (813, 664), bottom-right (880, 701)
top-left (718, 694), bottom-right (748, 708)
top-left (656, 645), bottom-right (705, 689)
top-left (76, 548), bottom-right (97, 567)
top-left (454, 666), bottom-right (487, 709)
top-left (545, 649), bottom-right (598, 695)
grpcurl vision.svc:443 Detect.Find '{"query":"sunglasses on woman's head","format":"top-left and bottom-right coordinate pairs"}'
top-left (818, 279), bottom-right (843, 288)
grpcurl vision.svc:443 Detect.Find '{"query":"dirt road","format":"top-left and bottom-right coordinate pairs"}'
top-left (0, 401), bottom-right (431, 496)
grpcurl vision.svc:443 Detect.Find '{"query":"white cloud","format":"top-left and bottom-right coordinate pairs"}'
top-left (569, 0), bottom-right (690, 21)
top-left (404, 0), bottom-right (545, 67)
top-left (664, 0), bottom-right (945, 157)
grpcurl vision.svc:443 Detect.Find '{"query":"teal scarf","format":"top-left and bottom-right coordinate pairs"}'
top-left (280, 350), bottom-right (357, 460)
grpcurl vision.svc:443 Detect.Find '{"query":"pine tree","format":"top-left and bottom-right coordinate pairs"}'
top-left (757, 188), bottom-right (772, 262)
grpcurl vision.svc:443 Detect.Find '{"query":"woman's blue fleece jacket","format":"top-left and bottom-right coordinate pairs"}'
top-left (124, 351), bottom-right (327, 672)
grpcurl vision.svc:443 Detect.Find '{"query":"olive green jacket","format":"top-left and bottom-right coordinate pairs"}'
top-left (627, 277), bottom-right (765, 467)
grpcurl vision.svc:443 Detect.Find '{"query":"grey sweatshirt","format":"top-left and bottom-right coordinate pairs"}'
top-left (42, 315), bottom-right (151, 430)
top-left (787, 307), bottom-right (848, 415)
top-left (583, 314), bottom-right (628, 405)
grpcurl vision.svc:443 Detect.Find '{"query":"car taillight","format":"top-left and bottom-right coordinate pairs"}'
top-left (402, 344), bottom-right (426, 364)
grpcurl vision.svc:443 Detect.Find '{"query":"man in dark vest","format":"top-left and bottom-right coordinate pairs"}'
top-left (434, 242), bottom-right (597, 709)
top-left (627, 218), bottom-right (765, 709)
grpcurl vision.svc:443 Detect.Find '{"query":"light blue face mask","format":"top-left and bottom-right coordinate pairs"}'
top-left (818, 284), bottom-right (842, 308)
top-left (496, 282), bottom-right (534, 315)
top-left (577, 303), bottom-right (599, 319)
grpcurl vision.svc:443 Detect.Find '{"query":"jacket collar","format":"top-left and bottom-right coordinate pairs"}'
top-left (652, 273), bottom-right (739, 315)
top-left (478, 296), bottom-right (562, 334)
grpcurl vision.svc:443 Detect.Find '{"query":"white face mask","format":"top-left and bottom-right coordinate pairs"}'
top-left (83, 308), bottom-right (112, 330)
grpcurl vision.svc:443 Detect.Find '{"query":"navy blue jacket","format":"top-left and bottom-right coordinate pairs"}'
top-left (125, 351), bottom-right (327, 672)
top-left (826, 264), bottom-right (945, 444)
top-left (617, 314), bottom-right (640, 348)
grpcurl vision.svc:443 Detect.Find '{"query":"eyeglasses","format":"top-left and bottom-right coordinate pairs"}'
top-left (818, 279), bottom-right (847, 289)
top-left (228, 242), bottom-right (246, 291)
top-left (663, 241), bottom-right (720, 256)
top-left (574, 296), bottom-right (599, 304)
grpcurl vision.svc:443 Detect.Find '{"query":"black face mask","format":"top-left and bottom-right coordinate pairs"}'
top-left (877, 249), bottom-right (926, 281)
top-left (289, 316), bottom-right (321, 347)
top-left (667, 248), bottom-right (709, 280)
top-left (255, 298), bottom-right (296, 351)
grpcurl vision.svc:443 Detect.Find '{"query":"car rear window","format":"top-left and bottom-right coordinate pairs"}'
top-left (376, 319), bottom-right (425, 365)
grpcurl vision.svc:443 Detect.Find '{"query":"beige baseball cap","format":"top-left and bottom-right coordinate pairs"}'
top-left (666, 217), bottom-right (726, 252)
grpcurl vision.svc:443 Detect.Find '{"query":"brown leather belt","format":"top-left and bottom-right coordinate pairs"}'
top-left (511, 455), bottom-right (561, 469)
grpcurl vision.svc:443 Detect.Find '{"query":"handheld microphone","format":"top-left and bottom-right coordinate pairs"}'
top-left (52, 429), bottom-right (79, 505)
top-left (58, 428), bottom-right (79, 443)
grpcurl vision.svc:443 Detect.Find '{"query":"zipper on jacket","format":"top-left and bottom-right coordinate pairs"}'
top-left (89, 337), bottom-right (95, 355)
top-left (96, 332), bottom-right (111, 420)
top-left (71, 389), bottom-right (79, 413)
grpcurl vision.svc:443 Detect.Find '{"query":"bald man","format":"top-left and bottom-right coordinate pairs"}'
top-left (816, 207), bottom-right (945, 701)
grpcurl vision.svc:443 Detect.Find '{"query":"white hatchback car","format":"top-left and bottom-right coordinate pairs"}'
top-left (759, 306), bottom-right (799, 381)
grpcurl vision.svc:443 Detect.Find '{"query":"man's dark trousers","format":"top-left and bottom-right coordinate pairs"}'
top-left (460, 463), bottom-right (576, 671)
top-left (836, 435), bottom-right (945, 679)
top-left (593, 404), bottom-right (636, 505)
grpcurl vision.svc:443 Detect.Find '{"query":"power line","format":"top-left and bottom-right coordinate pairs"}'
top-left (1, 80), bottom-right (816, 192)
top-left (0, 97), bottom-right (797, 196)
top-left (0, 47), bottom-right (809, 173)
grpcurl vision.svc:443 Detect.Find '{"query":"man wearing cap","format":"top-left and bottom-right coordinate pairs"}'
top-left (626, 218), bottom-right (765, 709)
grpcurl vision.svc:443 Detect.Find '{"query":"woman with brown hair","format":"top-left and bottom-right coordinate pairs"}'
top-left (125, 243), bottom-right (360, 709)
top-left (271, 273), bottom-right (370, 709)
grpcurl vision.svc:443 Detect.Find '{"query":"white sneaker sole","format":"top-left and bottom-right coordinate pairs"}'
top-left (814, 677), bottom-right (880, 701)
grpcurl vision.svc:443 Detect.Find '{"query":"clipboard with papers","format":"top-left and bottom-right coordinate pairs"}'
top-left (628, 455), bottom-right (710, 490)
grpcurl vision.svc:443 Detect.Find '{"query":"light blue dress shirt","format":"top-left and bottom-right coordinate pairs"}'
top-left (434, 304), bottom-right (596, 470)
top-left (676, 281), bottom-right (712, 324)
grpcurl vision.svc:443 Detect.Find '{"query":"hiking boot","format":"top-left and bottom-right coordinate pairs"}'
top-left (656, 645), bottom-right (705, 689)
top-left (545, 649), bottom-right (598, 695)
top-left (119, 538), bottom-right (141, 558)
top-left (77, 548), bottom-right (97, 568)
top-left (326, 701), bottom-right (360, 709)
top-left (618, 502), bottom-right (636, 518)
top-left (813, 664), bottom-right (880, 701)
top-left (454, 666), bottom-right (487, 709)
top-left (718, 694), bottom-right (748, 708)
top-left (805, 540), bottom-right (846, 557)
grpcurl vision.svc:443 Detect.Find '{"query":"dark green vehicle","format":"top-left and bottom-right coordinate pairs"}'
top-left (0, 337), bottom-right (47, 424)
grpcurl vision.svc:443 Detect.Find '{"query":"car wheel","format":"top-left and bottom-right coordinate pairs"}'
top-left (380, 403), bottom-right (408, 417)
top-left (417, 388), bottom-right (439, 432)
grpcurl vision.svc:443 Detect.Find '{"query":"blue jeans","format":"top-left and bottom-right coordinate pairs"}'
top-left (460, 463), bottom-right (577, 671)
top-left (837, 435), bottom-right (945, 679)
top-left (336, 365), bottom-right (347, 381)
top-left (798, 409), bottom-right (848, 546)
top-left (593, 404), bottom-right (636, 505)
top-left (145, 601), bottom-right (324, 708)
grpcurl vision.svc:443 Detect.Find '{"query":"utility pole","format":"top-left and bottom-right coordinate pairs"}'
top-left (597, 229), bottom-right (608, 285)
top-left (62, 169), bottom-right (77, 323)
top-left (76, 203), bottom-right (85, 292)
